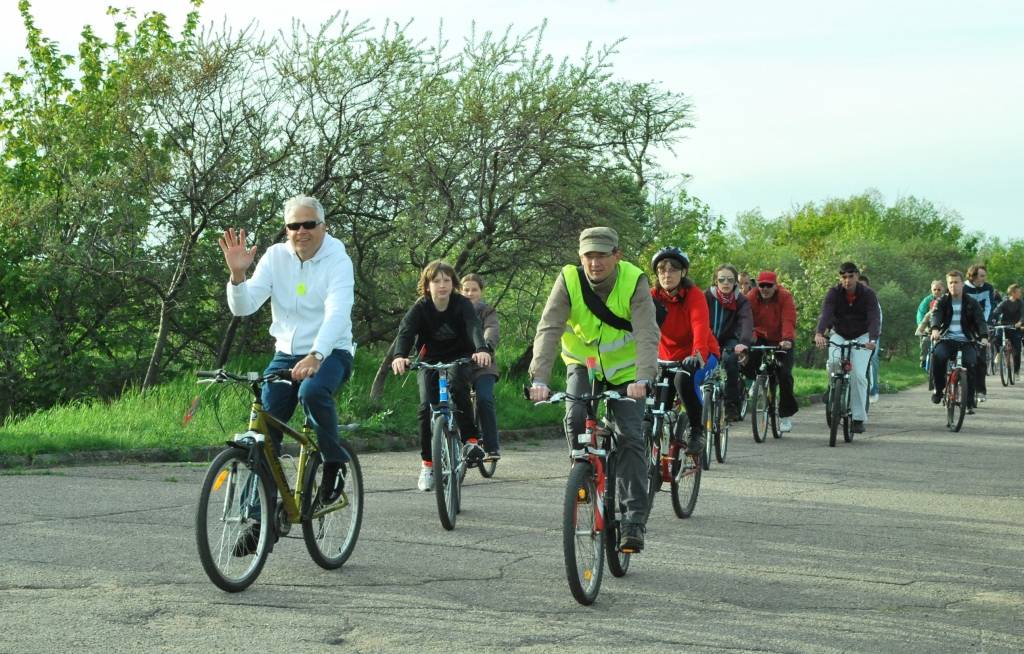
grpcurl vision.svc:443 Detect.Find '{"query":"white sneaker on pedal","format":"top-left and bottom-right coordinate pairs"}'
top-left (779, 418), bottom-right (793, 433)
top-left (417, 465), bottom-right (434, 492)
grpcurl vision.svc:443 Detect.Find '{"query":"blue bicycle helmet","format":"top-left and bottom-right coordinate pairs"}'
top-left (651, 246), bottom-right (689, 271)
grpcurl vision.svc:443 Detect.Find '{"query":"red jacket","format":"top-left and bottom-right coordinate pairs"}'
top-left (746, 286), bottom-right (797, 344)
top-left (652, 284), bottom-right (717, 361)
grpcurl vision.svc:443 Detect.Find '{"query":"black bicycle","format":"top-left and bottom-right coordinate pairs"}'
top-left (824, 340), bottom-right (870, 447)
top-left (748, 346), bottom-right (788, 443)
top-left (992, 325), bottom-right (1018, 387)
top-left (700, 359), bottom-right (729, 465)
top-left (643, 360), bottom-right (702, 519)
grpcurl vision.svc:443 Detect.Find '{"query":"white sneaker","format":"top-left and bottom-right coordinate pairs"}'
top-left (779, 418), bottom-right (793, 432)
top-left (977, 393), bottom-right (986, 403)
top-left (869, 393), bottom-right (880, 404)
top-left (417, 465), bottom-right (434, 492)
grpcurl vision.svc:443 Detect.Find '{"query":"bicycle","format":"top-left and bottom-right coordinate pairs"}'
top-left (699, 358), bottom-right (729, 465)
top-left (992, 325), bottom-right (1017, 387)
top-left (940, 345), bottom-right (972, 432)
top-left (747, 346), bottom-right (788, 443)
top-left (530, 379), bottom-right (639, 605)
top-left (824, 340), bottom-right (870, 447)
top-left (644, 360), bottom-right (702, 519)
top-left (408, 358), bottom-right (480, 531)
top-left (193, 369), bottom-right (363, 592)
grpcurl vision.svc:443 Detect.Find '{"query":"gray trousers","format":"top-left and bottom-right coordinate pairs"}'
top-left (563, 365), bottom-right (648, 526)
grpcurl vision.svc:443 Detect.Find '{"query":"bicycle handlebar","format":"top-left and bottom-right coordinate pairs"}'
top-left (195, 369), bottom-right (292, 384)
top-left (747, 345), bottom-right (788, 354)
top-left (407, 357), bottom-right (472, 372)
top-left (524, 387), bottom-right (633, 405)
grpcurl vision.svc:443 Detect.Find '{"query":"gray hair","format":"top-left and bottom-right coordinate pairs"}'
top-left (283, 195), bottom-right (325, 223)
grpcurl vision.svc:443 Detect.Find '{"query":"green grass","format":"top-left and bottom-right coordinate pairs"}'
top-left (0, 349), bottom-right (927, 457)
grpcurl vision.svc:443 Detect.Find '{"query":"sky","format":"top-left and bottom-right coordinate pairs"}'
top-left (2, 0), bottom-right (1022, 238)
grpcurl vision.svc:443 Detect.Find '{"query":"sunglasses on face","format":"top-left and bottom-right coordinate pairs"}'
top-left (717, 277), bottom-right (736, 283)
top-left (286, 220), bottom-right (322, 231)
top-left (758, 283), bottom-right (775, 289)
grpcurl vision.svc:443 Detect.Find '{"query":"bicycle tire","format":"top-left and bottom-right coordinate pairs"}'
top-left (671, 450), bottom-right (702, 519)
top-left (738, 379), bottom-right (750, 420)
top-left (949, 377), bottom-right (966, 432)
top-left (999, 349), bottom-right (1009, 387)
top-left (842, 378), bottom-right (854, 443)
top-left (196, 447), bottom-right (272, 592)
top-left (301, 442), bottom-right (364, 570)
top-left (478, 456), bottom-right (498, 478)
top-left (1010, 353), bottom-right (1016, 385)
top-left (604, 454), bottom-right (631, 578)
top-left (643, 417), bottom-right (661, 519)
top-left (828, 380), bottom-right (841, 447)
top-left (768, 377), bottom-right (780, 439)
top-left (751, 377), bottom-right (768, 443)
top-left (714, 390), bottom-right (728, 463)
top-left (563, 461), bottom-right (604, 605)
top-left (431, 417), bottom-right (459, 530)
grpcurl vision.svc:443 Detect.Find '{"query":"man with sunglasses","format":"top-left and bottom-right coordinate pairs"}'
top-left (218, 195), bottom-right (355, 554)
top-left (744, 271), bottom-right (799, 431)
top-left (814, 262), bottom-right (880, 434)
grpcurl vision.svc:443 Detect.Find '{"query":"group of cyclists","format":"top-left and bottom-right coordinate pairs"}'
top-left (218, 199), bottom-right (1020, 562)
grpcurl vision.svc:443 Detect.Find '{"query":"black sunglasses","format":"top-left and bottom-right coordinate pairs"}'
top-left (758, 283), bottom-right (775, 288)
top-left (286, 220), bottom-right (322, 231)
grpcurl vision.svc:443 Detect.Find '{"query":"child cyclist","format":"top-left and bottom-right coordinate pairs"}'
top-left (460, 273), bottom-right (502, 461)
top-left (391, 261), bottom-right (492, 491)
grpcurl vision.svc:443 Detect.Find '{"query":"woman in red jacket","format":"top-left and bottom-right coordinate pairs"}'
top-left (650, 247), bottom-right (720, 454)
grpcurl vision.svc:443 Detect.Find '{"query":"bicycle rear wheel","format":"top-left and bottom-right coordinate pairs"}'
top-left (431, 418), bottom-right (459, 530)
top-left (196, 448), bottom-right (272, 592)
top-left (301, 442), bottom-right (364, 570)
top-left (751, 377), bottom-right (768, 443)
top-left (563, 461), bottom-right (604, 605)
top-left (671, 450), bottom-right (702, 519)
top-left (604, 455), bottom-right (631, 578)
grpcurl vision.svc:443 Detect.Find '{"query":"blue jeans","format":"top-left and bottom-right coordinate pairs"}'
top-left (473, 374), bottom-right (500, 452)
top-left (262, 349), bottom-right (353, 464)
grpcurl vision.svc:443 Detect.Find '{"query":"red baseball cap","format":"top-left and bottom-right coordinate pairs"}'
top-left (756, 271), bottom-right (777, 284)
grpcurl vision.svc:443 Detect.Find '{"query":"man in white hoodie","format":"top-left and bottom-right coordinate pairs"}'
top-left (219, 195), bottom-right (355, 514)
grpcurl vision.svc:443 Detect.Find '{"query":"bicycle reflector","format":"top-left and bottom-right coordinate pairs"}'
top-left (213, 469), bottom-right (229, 491)
top-left (843, 361), bottom-right (853, 373)
top-left (182, 396), bottom-right (201, 426)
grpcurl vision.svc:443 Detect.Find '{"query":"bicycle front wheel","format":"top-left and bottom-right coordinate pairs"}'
top-left (432, 417), bottom-right (459, 530)
top-left (196, 448), bottom-right (272, 592)
top-left (301, 442), bottom-right (364, 570)
top-left (842, 378), bottom-right (854, 443)
top-left (671, 449), bottom-right (702, 519)
top-left (751, 378), bottom-right (768, 443)
top-left (828, 380), bottom-right (841, 447)
top-left (999, 349), bottom-right (1009, 387)
top-left (563, 461), bottom-right (604, 605)
top-left (768, 377), bottom-right (780, 439)
top-left (714, 392), bottom-right (729, 463)
top-left (948, 377), bottom-right (966, 432)
top-left (643, 416), bottom-right (662, 518)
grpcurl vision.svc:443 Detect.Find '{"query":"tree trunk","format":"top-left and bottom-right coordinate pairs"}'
top-left (215, 316), bottom-right (242, 368)
top-left (369, 337), bottom-right (400, 403)
top-left (508, 344), bottom-right (533, 378)
top-left (143, 301), bottom-right (172, 389)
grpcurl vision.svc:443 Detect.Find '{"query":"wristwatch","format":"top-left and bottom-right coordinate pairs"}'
top-left (310, 351), bottom-right (324, 361)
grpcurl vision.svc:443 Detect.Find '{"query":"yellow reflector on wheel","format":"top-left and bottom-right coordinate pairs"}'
top-left (213, 469), bottom-right (229, 491)
top-left (577, 488), bottom-right (588, 502)
top-left (583, 569), bottom-right (593, 581)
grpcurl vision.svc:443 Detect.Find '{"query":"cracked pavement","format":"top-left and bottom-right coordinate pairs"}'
top-left (1, 383), bottom-right (1022, 653)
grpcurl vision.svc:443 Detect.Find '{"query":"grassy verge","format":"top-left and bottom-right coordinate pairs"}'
top-left (0, 350), bottom-right (927, 458)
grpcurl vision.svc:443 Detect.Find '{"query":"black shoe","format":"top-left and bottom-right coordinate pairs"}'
top-left (724, 404), bottom-right (740, 422)
top-left (320, 461), bottom-right (346, 504)
top-left (852, 420), bottom-right (865, 434)
top-left (685, 430), bottom-right (704, 455)
top-left (930, 392), bottom-right (942, 404)
top-left (967, 407), bottom-right (976, 415)
top-left (463, 441), bottom-right (485, 463)
top-left (619, 523), bottom-right (645, 553)
top-left (232, 522), bottom-right (260, 557)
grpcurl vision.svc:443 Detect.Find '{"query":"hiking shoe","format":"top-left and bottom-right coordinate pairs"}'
top-left (685, 430), bottom-right (704, 456)
top-left (483, 450), bottom-right (501, 462)
top-left (320, 461), bottom-right (346, 504)
top-left (852, 420), bottom-right (865, 433)
top-left (417, 465), bottom-right (434, 492)
top-left (931, 392), bottom-right (942, 404)
top-left (619, 523), bottom-right (645, 553)
top-left (779, 417), bottom-right (793, 433)
top-left (232, 522), bottom-right (260, 557)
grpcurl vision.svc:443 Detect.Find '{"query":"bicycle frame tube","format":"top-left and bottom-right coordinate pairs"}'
top-left (255, 408), bottom-right (318, 523)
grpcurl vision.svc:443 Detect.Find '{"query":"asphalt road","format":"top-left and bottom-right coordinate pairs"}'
top-left (2, 382), bottom-right (1023, 653)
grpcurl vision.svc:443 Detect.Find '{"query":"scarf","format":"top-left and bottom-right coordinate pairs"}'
top-left (713, 286), bottom-right (738, 311)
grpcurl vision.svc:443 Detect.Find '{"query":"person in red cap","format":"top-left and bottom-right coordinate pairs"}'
top-left (745, 271), bottom-right (799, 430)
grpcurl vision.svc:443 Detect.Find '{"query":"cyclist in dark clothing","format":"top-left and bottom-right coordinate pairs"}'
top-left (964, 264), bottom-right (996, 402)
top-left (704, 264), bottom-right (753, 421)
top-left (930, 270), bottom-right (989, 411)
top-left (991, 284), bottom-right (1023, 375)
